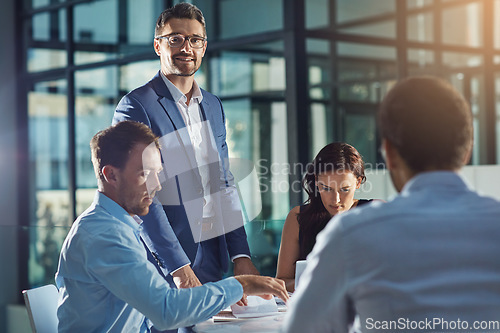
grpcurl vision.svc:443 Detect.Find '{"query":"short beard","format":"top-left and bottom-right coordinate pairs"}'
top-left (175, 72), bottom-right (196, 77)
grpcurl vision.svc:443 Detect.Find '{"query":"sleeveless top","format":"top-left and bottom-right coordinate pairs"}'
top-left (298, 199), bottom-right (373, 260)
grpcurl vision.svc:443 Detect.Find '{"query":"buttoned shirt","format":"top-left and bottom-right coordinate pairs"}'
top-left (55, 191), bottom-right (243, 333)
top-left (160, 74), bottom-right (249, 261)
top-left (283, 171), bottom-right (500, 333)
top-left (161, 74), bottom-right (215, 218)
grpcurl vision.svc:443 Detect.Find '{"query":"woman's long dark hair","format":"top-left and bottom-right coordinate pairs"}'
top-left (297, 142), bottom-right (366, 256)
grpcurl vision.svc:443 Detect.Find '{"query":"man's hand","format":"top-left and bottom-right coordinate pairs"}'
top-left (233, 257), bottom-right (260, 276)
top-left (234, 275), bottom-right (289, 304)
top-left (233, 257), bottom-right (260, 305)
top-left (171, 265), bottom-right (202, 289)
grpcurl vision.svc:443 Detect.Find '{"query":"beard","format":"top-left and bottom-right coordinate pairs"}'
top-left (170, 54), bottom-right (200, 76)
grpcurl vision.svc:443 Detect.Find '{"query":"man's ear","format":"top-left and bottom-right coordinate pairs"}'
top-left (102, 165), bottom-right (119, 186)
top-left (462, 141), bottom-right (473, 166)
top-left (356, 177), bottom-right (362, 189)
top-left (153, 38), bottom-right (161, 56)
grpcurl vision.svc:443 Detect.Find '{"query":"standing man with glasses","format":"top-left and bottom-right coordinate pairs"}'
top-left (113, 2), bottom-right (259, 304)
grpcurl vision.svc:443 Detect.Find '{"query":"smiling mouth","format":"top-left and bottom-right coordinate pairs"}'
top-left (174, 55), bottom-right (194, 62)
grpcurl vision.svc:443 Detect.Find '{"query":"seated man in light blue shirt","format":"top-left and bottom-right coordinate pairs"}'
top-left (283, 76), bottom-right (500, 332)
top-left (55, 120), bottom-right (288, 332)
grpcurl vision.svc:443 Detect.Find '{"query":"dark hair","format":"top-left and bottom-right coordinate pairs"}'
top-left (90, 121), bottom-right (160, 182)
top-left (155, 3), bottom-right (206, 37)
top-left (378, 76), bottom-right (473, 172)
top-left (297, 142), bottom-right (366, 242)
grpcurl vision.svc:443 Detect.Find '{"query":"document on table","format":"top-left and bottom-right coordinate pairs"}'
top-left (212, 296), bottom-right (284, 322)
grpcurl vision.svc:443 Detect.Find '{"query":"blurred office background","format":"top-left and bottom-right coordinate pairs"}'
top-left (2, 0), bottom-right (500, 331)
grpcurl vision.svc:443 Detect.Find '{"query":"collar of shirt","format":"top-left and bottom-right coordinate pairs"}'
top-left (400, 170), bottom-right (470, 196)
top-left (160, 71), bottom-right (203, 105)
top-left (94, 191), bottom-right (144, 232)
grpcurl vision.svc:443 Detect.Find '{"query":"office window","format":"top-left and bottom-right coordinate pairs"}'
top-left (306, 0), bottom-right (330, 30)
top-left (407, 0), bottom-right (433, 9)
top-left (219, 0), bottom-right (283, 39)
top-left (310, 103), bottom-right (333, 159)
top-left (442, 2), bottom-right (483, 47)
top-left (443, 52), bottom-right (483, 69)
top-left (344, 112), bottom-right (378, 167)
top-left (28, 79), bottom-right (70, 287)
top-left (74, 0), bottom-right (119, 65)
top-left (74, 66), bottom-right (121, 214)
top-left (496, 73), bottom-right (500, 163)
top-left (496, 0), bottom-right (500, 49)
top-left (336, 0), bottom-right (395, 24)
top-left (27, 9), bottom-right (67, 72)
top-left (407, 11), bottom-right (433, 43)
top-left (307, 39), bottom-right (334, 158)
top-left (408, 49), bottom-right (435, 76)
top-left (209, 42), bottom-right (285, 97)
top-left (337, 43), bottom-right (397, 103)
top-left (24, 0), bottom-right (66, 10)
top-left (336, 0), bottom-right (396, 40)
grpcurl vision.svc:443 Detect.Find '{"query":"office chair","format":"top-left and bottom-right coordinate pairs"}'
top-left (22, 284), bottom-right (59, 333)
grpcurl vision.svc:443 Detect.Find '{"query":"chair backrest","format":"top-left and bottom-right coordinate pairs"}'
top-left (22, 284), bottom-right (59, 333)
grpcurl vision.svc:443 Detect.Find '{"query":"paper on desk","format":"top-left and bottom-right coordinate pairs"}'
top-left (230, 296), bottom-right (279, 318)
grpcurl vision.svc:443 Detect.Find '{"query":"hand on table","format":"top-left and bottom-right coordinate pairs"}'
top-left (233, 257), bottom-right (260, 305)
top-left (234, 275), bottom-right (289, 305)
top-left (172, 265), bottom-right (202, 289)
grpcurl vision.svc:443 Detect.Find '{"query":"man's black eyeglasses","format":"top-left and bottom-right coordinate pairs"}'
top-left (155, 34), bottom-right (206, 49)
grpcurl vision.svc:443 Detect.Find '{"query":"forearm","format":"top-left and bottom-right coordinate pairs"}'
top-left (151, 278), bottom-right (243, 330)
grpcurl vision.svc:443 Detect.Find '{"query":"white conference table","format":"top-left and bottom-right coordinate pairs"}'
top-left (193, 312), bottom-right (286, 333)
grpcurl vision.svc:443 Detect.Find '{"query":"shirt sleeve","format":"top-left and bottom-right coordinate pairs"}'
top-left (85, 224), bottom-right (243, 331)
top-left (139, 201), bottom-right (191, 275)
top-left (281, 215), bottom-right (352, 333)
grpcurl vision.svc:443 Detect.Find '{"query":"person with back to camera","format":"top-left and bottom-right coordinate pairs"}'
top-left (282, 76), bottom-right (500, 333)
top-left (276, 142), bottom-right (373, 292)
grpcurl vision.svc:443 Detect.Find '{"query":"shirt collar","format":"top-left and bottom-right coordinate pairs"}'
top-left (94, 191), bottom-right (143, 231)
top-left (160, 71), bottom-right (203, 105)
top-left (400, 171), bottom-right (471, 196)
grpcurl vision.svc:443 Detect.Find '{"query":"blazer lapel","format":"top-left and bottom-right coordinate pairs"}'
top-left (151, 72), bottom-right (198, 171)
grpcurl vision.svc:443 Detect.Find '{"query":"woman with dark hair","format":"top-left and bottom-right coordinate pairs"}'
top-left (276, 142), bottom-right (373, 292)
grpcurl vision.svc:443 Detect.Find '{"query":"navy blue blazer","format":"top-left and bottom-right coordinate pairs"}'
top-left (113, 72), bottom-right (251, 283)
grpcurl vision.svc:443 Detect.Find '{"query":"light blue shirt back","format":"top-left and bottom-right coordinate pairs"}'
top-left (284, 171), bottom-right (500, 333)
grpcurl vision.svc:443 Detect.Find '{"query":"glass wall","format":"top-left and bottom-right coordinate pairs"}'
top-left (28, 79), bottom-right (70, 286)
top-left (18, 0), bottom-right (500, 287)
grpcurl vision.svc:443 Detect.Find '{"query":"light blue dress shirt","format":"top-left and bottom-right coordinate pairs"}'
top-left (55, 191), bottom-right (243, 333)
top-left (283, 171), bottom-right (500, 333)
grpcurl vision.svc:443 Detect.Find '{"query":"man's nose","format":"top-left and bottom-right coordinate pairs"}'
top-left (180, 39), bottom-right (192, 52)
top-left (148, 173), bottom-right (162, 194)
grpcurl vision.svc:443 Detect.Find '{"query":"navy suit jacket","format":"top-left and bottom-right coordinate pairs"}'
top-left (113, 72), bottom-right (251, 283)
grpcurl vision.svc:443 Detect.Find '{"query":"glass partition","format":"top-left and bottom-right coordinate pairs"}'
top-left (28, 79), bottom-right (70, 287)
top-left (442, 1), bottom-right (483, 48)
top-left (218, 0), bottom-right (283, 39)
top-left (74, 0), bottom-right (163, 65)
top-left (496, 73), bottom-right (500, 164)
top-left (407, 11), bottom-right (434, 43)
top-left (27, 9), bottom-right (67, 72)
top-left (336, 0), bottom-right (395, 24)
